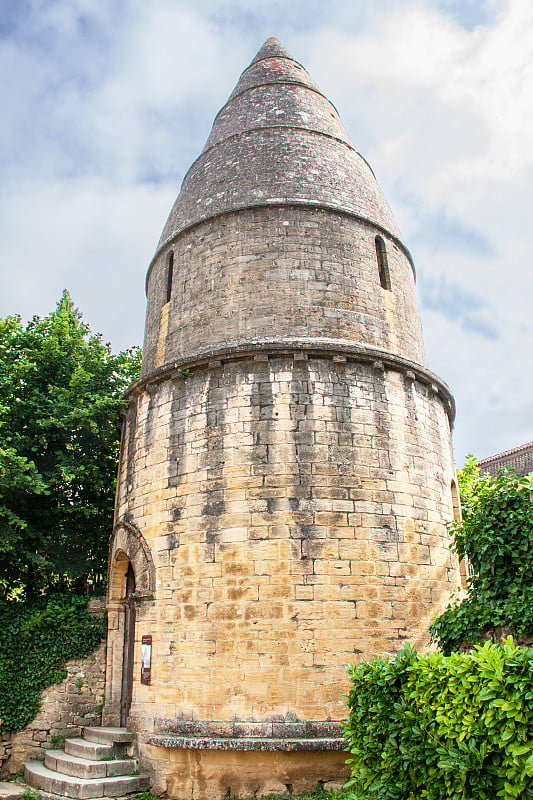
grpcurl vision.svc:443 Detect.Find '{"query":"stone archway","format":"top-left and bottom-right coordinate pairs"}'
top-left (102, 521), bottom-right (155, 727)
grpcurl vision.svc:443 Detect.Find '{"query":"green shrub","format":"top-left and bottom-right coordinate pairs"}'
top-left (0, 595), bottom-right (105, 733)
top-left (344, 639), bottom-right (533, 800)
top-left (430, 462), bottom-right (533, 654)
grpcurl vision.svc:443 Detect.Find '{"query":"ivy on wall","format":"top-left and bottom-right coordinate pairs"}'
top-left (0, 595), bottom-right (105, 733)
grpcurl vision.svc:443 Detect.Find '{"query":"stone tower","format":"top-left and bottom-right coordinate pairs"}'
top-left (104, 39), bottom-right (461, 799)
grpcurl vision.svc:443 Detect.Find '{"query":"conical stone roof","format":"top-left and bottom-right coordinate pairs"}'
top-left (156, 38), bottom-right (402, 253)
top-left (249, 37), bottom-right (292, 64)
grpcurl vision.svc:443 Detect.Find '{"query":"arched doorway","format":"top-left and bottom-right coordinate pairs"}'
top-left (103, 522), bottom-right (155, 727)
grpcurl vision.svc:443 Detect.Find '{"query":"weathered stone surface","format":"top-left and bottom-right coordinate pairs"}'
top-left (145, 735), bottom-right (345, 751)
top-left (156, 40), bottom-right (400, 253)
top-left (65, 739), bottom-right (113, 762)
top-left (44, 749), bottom-right (135, 779)
top-left (25, 728), bottom-right (148, 798)
top-left (104, 37), bottom-right (462, 800)
top-left (25, 760), bottom-right (148, 799)
top-left (144, 209), bottom-right (422, 376)
top-left (0, 782), bottom-right (25, 800)
top-left (83, 728), bottom-right (134, 745)
top-left (154, 718), bottom-right (343, 739)
top-left (154, 747), bottom-right (349, 800)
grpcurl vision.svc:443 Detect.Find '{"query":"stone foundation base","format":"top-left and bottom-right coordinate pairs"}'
top-left (142, 744), bottom-right (350, 800)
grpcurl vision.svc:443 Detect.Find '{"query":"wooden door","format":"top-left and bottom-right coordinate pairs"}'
top-left (120, 563), bottom-right (136, 727)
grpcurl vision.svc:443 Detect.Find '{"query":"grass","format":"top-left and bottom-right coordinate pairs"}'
top-left (252, 793), bottom-right (351, 800)
top-left (8, 769), bottom-right (25, 782)
top-left (20, 790), bottom-right (41, 800)
top-left (131, 790), bottom-right (353, 800)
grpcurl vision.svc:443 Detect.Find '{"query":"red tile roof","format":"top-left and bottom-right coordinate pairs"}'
top-left (478, 442), bottom-right (533, 477)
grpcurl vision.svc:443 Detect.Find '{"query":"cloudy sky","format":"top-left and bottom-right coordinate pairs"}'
top-left (1, 0), bottom-right (531, 465)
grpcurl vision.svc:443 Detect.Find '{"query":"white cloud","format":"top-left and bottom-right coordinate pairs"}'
top-left (0, 176), bottom-right (175, 350)
top-left (304, 0), bottom-right (533, 460)
top-left (1, 0), bottom-right (532, 463)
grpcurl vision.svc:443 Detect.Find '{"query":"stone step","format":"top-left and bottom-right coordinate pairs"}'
top-left (45, 750), bottom-right (136, 780)
top-left (83, 728), bottom-right (134, 746)
top-left (25, 760), bottom-right (149, 799)
top-left (0, 782), bottom-right (25, 800)
top-left (64, 739), bottom-right (114, 761)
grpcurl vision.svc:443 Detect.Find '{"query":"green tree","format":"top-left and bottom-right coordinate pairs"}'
top-left (0, 292), bottom-right (141, 598)
top-left (431, 456), bottom-right (533, 653)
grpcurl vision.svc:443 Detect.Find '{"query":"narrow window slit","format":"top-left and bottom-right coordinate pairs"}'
top-left (375, 236), bottom-right (391, 291)
top-left (166, 252), bottom-right (174, 304)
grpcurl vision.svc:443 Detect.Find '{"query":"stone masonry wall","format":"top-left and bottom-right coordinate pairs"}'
top-left (143, 207), bottom-right (423, 376)
top-left (108, 353), bottom-right (461, 798)
top-left (144, 746), bottom-right (349, 799)
top-left (1, 601), bottom-right (107, 777)
top-left (114, 354), bottom-right (460, 735)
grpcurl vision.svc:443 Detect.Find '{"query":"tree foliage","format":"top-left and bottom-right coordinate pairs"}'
top-left (430, 456), bottom-right (533, 654)
top-left (0, 292), bottom-right (141, 598)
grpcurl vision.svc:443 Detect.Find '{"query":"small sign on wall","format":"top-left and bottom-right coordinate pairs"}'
top-left (141, 635), bottom-right (152, 684)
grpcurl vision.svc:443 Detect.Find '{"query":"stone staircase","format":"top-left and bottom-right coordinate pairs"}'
top-left (25, 727), bottom-right (150, 798)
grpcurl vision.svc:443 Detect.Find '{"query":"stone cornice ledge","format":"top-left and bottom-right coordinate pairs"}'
top-left (144, 734), bottom-right (345, 751)
top-left (146, 719), bottom-right (345, 750)
top-left (129, 337), bottom-right (455, 425)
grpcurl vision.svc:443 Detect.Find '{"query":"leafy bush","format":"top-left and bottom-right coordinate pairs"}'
top-left (431, 459), bottom-right (533, 654)
top-left (344, 639), bottom-right (533, 800)
top-left (0, 595), bottom-right (105, 733)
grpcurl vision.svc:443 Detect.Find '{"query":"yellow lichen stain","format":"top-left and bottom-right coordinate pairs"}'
top-left (382, 288), bottom-right (399, 354)
top-left (155, 302), bottom-right (170, 368)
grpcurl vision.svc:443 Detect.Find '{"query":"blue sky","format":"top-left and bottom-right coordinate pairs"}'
top-left (1, 0), bottom-right (532, 465)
